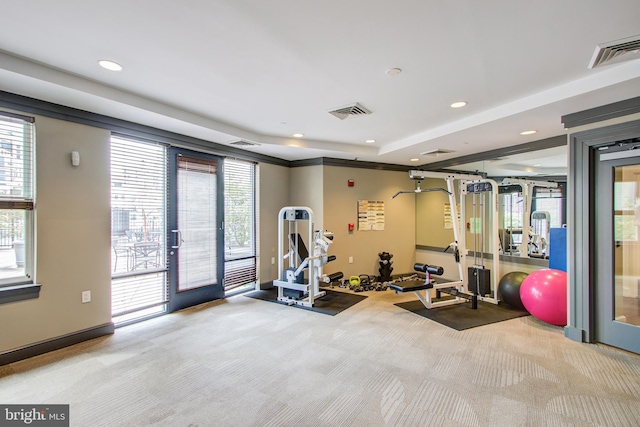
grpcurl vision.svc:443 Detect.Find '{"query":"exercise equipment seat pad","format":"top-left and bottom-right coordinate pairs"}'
top-left (389, 280), bottom-right (433, 293)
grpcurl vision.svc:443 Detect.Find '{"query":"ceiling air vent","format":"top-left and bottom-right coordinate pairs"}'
top-left (328, 102), bottom-right (372, 120)
top-left (229, 139), bottom-right (260, 147)
top-left (588, 34), bottom-right (640, 69)
top-left (421, 148), bottom-right (455, 156)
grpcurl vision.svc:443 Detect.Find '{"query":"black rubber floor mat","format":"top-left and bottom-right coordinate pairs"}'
top-left (245, 287), bottom-right (367, 316)
top-left (395, 299), bottom-right (529, 330)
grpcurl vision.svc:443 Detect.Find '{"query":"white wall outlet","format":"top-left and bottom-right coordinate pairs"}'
top-left (81, 290), bottom-right (91, 303)
top-left (348, 256), bottom-right (353, 264)
top-left (271, 257), bottom-right (275, 265)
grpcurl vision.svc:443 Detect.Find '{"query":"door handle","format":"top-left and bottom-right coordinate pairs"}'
top-left (172, 229), bottom-right (183, 249)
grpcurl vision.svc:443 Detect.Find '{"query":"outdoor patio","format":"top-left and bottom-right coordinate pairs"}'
top-left (0, 247), bottom-right (23, 281)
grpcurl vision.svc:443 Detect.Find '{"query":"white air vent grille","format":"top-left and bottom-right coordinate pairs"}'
top-left (229, 140), bottom-right (260, 147)
top-left (421, 148), bottom-right (455, 156)
top-left (588, 34), bottom-right (640, 69)
top-left (328, 102), bottom-right (372, 120)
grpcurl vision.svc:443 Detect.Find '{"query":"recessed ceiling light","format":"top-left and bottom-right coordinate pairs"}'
top-left (293, 133), bottom-right (304, 138)
top-left (520, 130), bottom-right (537, 135)
top-left (450, 101), bottom-right (468, 108)
top-left (365, 139), bottom-right (376, 144)
top-left (98, 60), bottom-right (123, 71)
top-left (410, 158), bottom-right (420, 162)
top-left (386, 68), bottom-right (402, 76)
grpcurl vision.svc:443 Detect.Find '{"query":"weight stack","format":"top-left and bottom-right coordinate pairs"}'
top-left (468, 267), bottom-right (491, 295)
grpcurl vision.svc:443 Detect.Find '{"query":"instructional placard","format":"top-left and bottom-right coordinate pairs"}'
top-left (444, 203), bottom-right (453, 229)
top-left (357, 200), bottom-right (385, 231)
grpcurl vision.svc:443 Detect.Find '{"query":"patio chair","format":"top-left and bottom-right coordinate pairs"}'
top-left (131, 242), bottom-right (161, 270)
top-left (112, 238), bottom-right (131, 272)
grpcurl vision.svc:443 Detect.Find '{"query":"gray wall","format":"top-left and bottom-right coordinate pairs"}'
top-left (289, 165), bottom-right (323, 229)
top-left (0, 113), bottom-right (112, 353)
top-left (258, 163), bottom-right (290, 287)
top-left (322, 165), bottom-right (415, 278)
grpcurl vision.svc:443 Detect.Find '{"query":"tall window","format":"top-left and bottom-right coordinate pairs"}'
top-left (533, 184), bottom-right (565, 228)
top-left (224, 159), bottom-right (257, 291)
top-left (502, 192), bottom-right (524, 229)
top-left (0, 112), bottom-right (34, 287)
top-left (613, 180), bottom-right (637, 242)
top-left (111, 136), bottom-right (167, 324)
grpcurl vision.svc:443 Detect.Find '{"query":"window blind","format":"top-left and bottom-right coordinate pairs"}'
top-left (224, 159), bottom-right (257, 290)
top-left (0, 114), bottom-right (34, 207)
top-left (111, 136), bottom-right (168, 320)
top-left (533, 186), bottom-right (564, 228)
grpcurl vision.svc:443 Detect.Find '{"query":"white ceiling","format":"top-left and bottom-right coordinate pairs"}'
top-left (1, 1), bottom-right (639, 166)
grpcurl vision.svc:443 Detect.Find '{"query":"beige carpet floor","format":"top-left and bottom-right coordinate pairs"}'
top-left (1, 288), bottom-right (640, 426)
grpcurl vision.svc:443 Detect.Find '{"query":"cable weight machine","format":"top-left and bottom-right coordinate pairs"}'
top-left (461, 179), bottom-right (500, 305)
top-left (390, 171), bottom-right (500, 308)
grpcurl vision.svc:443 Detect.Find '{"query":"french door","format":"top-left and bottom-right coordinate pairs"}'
top-left (595, 145), bottom-right (640, 353)
top-left (167, 147), bottom-right (224, 312)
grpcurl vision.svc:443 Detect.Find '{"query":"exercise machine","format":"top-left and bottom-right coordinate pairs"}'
top-left (272, 206), bottom-right (343, 307)
top-left (393, 171), bottom-right (499, 307)
top-left (460, 178), bottom-right (500, 305)
top-left (498, 178), bottom-right (558, 257)
top-left (392, 171), bottom-right (501, 307)
top-left (390, 262), bottom-right (479, 309)
top-left (530, 210), bottom-right (550, 256)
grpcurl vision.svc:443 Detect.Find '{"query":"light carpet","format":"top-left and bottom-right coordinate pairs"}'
top-left (1, 288), bottom-right (640, 426)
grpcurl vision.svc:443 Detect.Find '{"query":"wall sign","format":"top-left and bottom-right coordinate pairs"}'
top-left (357, 200), bottom-right (385, 231)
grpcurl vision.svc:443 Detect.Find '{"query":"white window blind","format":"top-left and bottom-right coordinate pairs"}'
top-left (224, 159), bottom-right (257, 290)
top-left (502, 192), bottom-right (524, 228)
top-left (177, 155), bottom-right (219, 291)
top-left (534, 187), bottom-right (564, 228)
top-left (0, 114), bottom-right (34, 205)
top-left (0, 112), bottom-right (34, 286)
top-left (111, 136), bottom-right (167, 321)
top-left (614, 181), bottom-right (637, 241)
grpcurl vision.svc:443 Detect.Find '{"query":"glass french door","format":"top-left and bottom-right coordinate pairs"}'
top-left (167, 148), bottom-right (224, 312)
top-left (595, 145), bottom-right (640, 354)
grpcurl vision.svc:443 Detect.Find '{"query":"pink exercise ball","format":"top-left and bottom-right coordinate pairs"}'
top-left (519, 269), bottom-right (567, 326)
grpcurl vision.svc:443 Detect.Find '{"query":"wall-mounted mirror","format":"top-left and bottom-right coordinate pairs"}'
top-left (416, 144), bottom-right (567, 265)
top-left (446, 145), bottom-right (567, 261)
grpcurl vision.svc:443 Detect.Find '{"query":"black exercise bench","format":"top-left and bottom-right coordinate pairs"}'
top-left (390, 263), bottom-right (478, 309)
